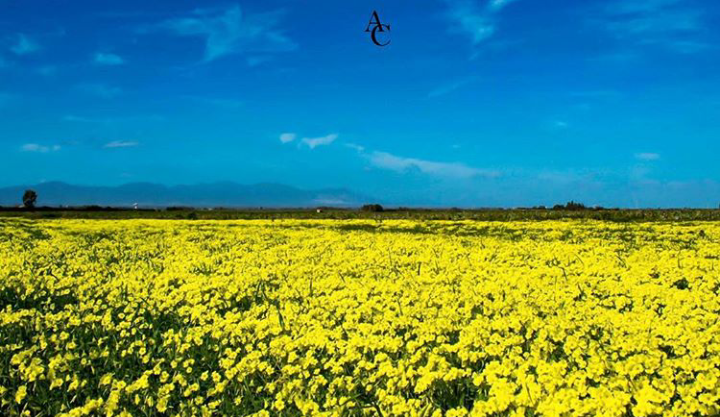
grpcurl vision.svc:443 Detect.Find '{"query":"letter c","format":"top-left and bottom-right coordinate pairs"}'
top-left (371, 25), bottom-right (390, 46)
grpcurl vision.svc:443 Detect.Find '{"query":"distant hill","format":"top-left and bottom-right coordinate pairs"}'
top-left (0, 182), bottom-right (370, 208)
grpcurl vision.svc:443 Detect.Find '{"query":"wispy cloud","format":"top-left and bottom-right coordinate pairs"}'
top-left (301, 134), bottom-right (338, 150)
top-left (551, 120), bottom-right (570, 130)
top-left (104, 141), bottom-right (139, 149)
top-left (279, 133), bottom-right (296, 144)
top-left (345, 143), bottom-right (365, 152)
top-left (94, 52), bottom-right (125, 66)
top-left (611, 0), bottom-right (687, 15)
top-left (246, 55), bottom-right (272, 67)
top-left (369, 151), bottom-right (499, 179)
top-left (446, 1), bottom-right (495, 46)
top-left (182, 95), bottom-right (244, 108)
top-left (344, 140), bottom-right (498, 180)
top-left (10, 34), bottom-right (39, 55)
top-left (570, 90), bottom-right (622, 99)
top-left (63, 115), bottom-right (97, 123)
top-left (600, 0), bottom-right (709, 53)
top-left (443, 0), bottom-right (518, 53)
top-left (77, 84), bottom-right (123, 98)
top-left (36, 66), bottom-right (58, 76)
top-left (664, 40), bottom-right (710, 54)
top-left (62, 114), bottom-right (164, 124)
top-left (428, 77), bottom-right (476, 98)
top-left (21, 143), bottom-right (60, 153)
top-left (489, 0), bottom-right (519, 12)
top-left (635, 152), bottom-right (661, 161)
top-left (144, 5), bottom-right (296, 63)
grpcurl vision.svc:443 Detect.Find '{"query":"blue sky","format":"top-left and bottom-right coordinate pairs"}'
top-left (1, 0), bottom-right (719, 207)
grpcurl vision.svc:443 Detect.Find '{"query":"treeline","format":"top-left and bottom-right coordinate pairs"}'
top-left (3, 206), bottom-right (720, 222)
top-left (4, 190), bottom-right (720, 221)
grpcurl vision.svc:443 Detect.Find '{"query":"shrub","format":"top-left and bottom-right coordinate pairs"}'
top-left (553, 201), bottom-right (587, 211)
top-left (361, 204), bottom-right (384, 212)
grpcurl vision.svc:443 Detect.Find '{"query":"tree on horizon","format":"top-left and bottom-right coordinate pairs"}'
top-left (22, 189), bottom-right (37, 209)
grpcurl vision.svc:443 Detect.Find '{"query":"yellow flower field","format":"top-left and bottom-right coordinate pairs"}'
top-left (1, 218), bottom-right (720, 416)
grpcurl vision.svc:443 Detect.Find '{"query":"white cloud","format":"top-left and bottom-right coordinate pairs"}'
top-left (552, 120), bottom-right (569, 129)
top-left (181, 95), bottom-right (244, 108)
top-left (94, 52), bottom-right (125, 65)
top-left (345, 143), bottom-right (365, 152)
top-left (606, 11), bottom-right (701, 36)
top-left (63, 114), bottom-right (164, 124)
top-left (428, 77), bottom-right (476, 98)
top-left (601, 0), bottom-right (707, 53)
top-left (21, 143), bottom-right (60, 153)
top-left (446, 1), bottom-right (495, 46)
top-left (77, 84), bottom-right (123, 98)
top-left (301, 133), bottom-right (338, 149)
top-left (489, 0), bottom-right (519, 12)
top-left (279, 133), bottom-right (296, 143)
top-left (664, 40), bottom-right (710, 54)
top-left (635, 152), bottom-right (661, 161)
top-left (444, 0), bottom-right (518, 51)
top-left (146, 5), bottom-right (296, 63)
top-left (36, 66), bottom-right (58, 76)
top-left (247, 55), bottom-right (271, 67)
top-left (104, 141), bottom-right (139, 148)
top-left (204, 98), bottom-right (243, 108)
top-left (10, 34), bottom-right (39, 55)
top-left (369, 151), bottom-right (499, 179)
top-left (570, 90), bottom-right (622, 99)
top-left (63, 115), bottom-right (98, 123)
top-left (612, 0), bottom-right (683, 14)
top-left (346, 140), bottom-right (498, 179)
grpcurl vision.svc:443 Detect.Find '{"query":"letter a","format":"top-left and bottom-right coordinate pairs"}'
top-left (366, 11), bottom-right (384, 32)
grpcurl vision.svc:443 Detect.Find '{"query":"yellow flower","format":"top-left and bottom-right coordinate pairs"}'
top-left (2, 218), bottom-right (720, 416)
top-left (15, 385), bottom-right (27, 404)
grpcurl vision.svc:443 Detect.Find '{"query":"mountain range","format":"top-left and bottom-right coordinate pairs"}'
top-left (0, 182), bottom-right (371, 208)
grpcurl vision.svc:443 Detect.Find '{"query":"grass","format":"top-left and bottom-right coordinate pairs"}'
top-left (2, 207), bottom-right (720, 222)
